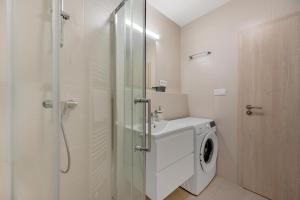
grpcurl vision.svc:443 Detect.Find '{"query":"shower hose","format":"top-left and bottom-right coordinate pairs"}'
top-left (60, 104), bottom-right (71, 174)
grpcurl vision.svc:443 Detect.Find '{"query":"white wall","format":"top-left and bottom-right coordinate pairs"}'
top-left (181, 0), bottom-right (300, 183)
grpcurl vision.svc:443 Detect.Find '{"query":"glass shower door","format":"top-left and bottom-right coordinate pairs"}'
top-left (113, 0), bottom-right (146, 199)
top-left (10, 0), bottom-right (60, 199)
top-left (131, 0), bottom-right (147, 199)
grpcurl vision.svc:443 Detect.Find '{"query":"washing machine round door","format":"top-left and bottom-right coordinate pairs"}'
top-left (199, 131), bottom-right (218, 173)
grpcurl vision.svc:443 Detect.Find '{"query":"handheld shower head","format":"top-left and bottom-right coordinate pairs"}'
top-left (60, 99), bottom-right (78, 174)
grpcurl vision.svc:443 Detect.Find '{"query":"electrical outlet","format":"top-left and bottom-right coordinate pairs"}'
top-left (159, 80), bottom-right (168, 86)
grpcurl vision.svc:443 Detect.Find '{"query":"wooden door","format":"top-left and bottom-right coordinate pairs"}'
top-left (238, 12), bottom-right (300, 200)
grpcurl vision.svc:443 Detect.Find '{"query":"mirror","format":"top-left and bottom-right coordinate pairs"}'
top-left (146, 37), bottom-right (156, 89)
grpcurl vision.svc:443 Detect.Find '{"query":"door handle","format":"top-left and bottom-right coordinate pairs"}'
top-left (246, 105), bottom-right (263, 115)
top-left (246, 105), bottom-right (263, 110)
top-left (134, 98), bottom-right (152, 152)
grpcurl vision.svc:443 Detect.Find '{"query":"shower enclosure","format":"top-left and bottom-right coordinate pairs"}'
top-left (8, 0), bottom-right (60, 199)
top-left (112, 0), bottom-right (147, 200)
top-left (111, 0), bottom-right (147, 199)
top-left (4, 0), bottom-right (147, 200)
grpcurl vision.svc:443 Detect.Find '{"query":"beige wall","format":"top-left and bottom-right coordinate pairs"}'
top-left (0, 0), bottom-right (119, 200)
top-left (0, 0), bottom-right (10, 199)
top-left (60, 0), bottom-right (120, 200)
top-left (146, 4), bottom-right (188, 119)
top-left (147, 90), bottom-right (189, 120)
top-left (181, 0), bottom-right (300, 183)
top-left (146, 4), bottom-right (181, 94)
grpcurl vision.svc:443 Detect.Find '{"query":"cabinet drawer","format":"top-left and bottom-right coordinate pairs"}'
top-left (156, 153), bottom-right (194, 200)
top-left (156, 129), bottom-right (194, 171)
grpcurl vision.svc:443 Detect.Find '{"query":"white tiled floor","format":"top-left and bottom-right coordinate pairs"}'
top-left (148, 176), bottom-right (268, 200)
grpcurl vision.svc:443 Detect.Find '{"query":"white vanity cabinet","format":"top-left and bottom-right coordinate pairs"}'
top-left (146, 127), bottom-right (194, 200)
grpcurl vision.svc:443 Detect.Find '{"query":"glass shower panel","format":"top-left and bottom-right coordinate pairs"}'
top-left (114, 5), bottom-right (132, 200)
top-left (131, 0), bottom-right (146, 199)
top-left (113, 0), bottom-right (146, 199)
top-left (59, 0), bottom-right (115, 199)
top-left (11, 0), bottom-right (60, 200)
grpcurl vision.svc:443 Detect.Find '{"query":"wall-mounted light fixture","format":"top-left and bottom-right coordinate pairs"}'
top-left (125, 19), bottom-right (160, 40)
top-left (189, 51), bottom-right (212, 60)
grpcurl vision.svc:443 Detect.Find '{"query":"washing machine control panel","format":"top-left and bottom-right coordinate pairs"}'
top-left (198, 123), bottom-right (209, 132)
top-left (197, 121), bottom-right (216, 134)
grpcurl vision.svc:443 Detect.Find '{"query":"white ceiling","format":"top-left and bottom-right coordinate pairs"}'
top-left (148, 0), bottom-right (232, 27)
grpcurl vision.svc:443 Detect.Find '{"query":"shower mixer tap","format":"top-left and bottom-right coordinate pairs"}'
top-left (42, 99), bottom-right (53, 109)
top-left (42, 99), bottom-right (78, 110)
top-left (63, 99), bottom-right (78, 109)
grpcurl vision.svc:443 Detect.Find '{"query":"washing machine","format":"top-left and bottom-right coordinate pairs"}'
top-left (173, 117), bottom-right (218, 196)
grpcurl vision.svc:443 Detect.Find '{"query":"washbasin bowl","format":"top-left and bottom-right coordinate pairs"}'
top-left (131, 120), bottom-right (168, 135)
top-left (133, 119), bottom-right (192, 139)
top-left (151, 120), bottom-right (168, 133)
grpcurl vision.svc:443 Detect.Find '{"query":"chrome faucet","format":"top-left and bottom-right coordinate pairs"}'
top-left (151, 105), bottom-right (163, 122)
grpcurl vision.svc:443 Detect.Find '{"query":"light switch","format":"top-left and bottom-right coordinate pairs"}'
top-left (213, 88), bottom-right (227, 96)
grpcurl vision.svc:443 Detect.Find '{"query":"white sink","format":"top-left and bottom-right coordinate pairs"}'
top-left (133, 120), bottom-right (168, 134)
top-left (151, 120), bottom-right (168, 133)
top-left (132, 120), bottom-right (168, 134)
top-left (134, 119), bottom-right (192, 139)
